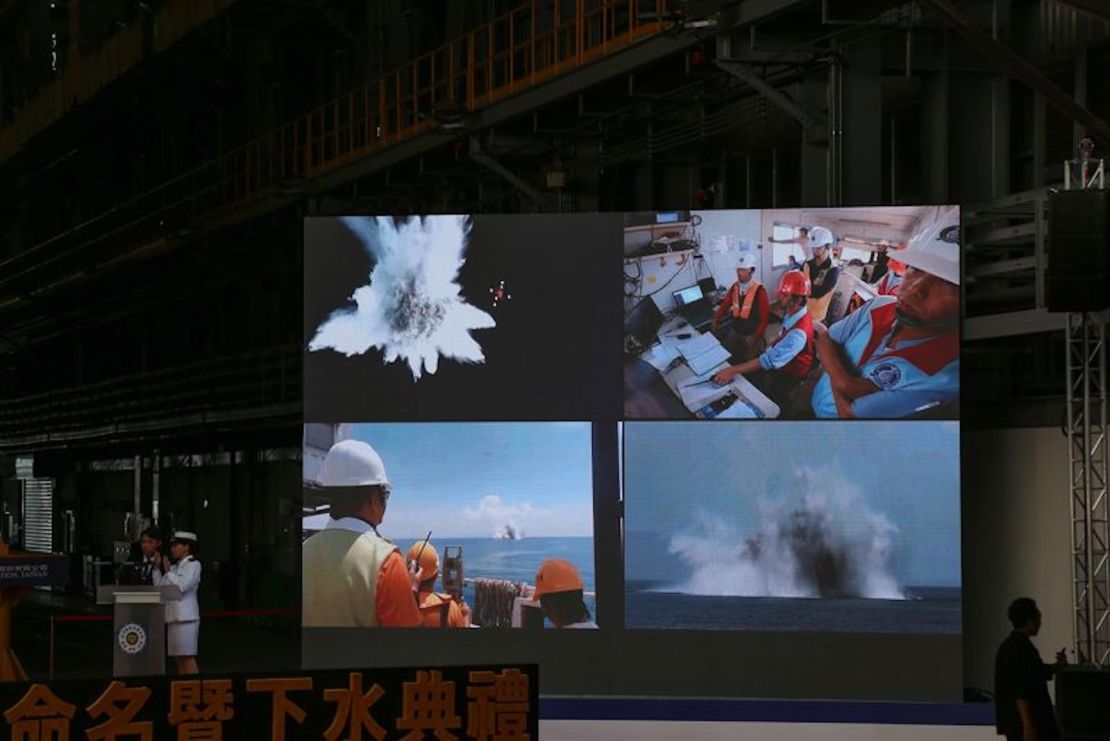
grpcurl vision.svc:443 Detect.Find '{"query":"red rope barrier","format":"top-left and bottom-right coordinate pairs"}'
top-left (49, 607), bottom-right (297, 678)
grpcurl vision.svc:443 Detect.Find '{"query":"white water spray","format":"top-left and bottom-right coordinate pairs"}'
top-left (668, 466), bottom-right (904, 600)
top-left (308, 215), bottom-right (496, 380)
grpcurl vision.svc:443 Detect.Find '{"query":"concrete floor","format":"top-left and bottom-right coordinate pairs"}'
top-left (13, 590), bottom-right (300, 679)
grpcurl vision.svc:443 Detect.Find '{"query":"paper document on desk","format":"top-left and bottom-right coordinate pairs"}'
top-left (659, 336), bottom-right (682, 353)
top-left (643, 344), bottom-right (680, 371)
top-left (678, 377), bottom-right (728, 409)
top-left (686, 344), bottom-right (730, 376)
top-left (677, 333), bottom-right (718, 361)
top-left (678, 365), bottom-right (727, 389)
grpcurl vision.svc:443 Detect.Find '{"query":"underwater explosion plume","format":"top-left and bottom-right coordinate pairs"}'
top-left (668, 466), bottom-right (904, 600)
top-left (308, 215), bottom-right (495, 380)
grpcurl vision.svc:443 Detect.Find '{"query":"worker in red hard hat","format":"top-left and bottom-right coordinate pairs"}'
top-left (407, 541), bottom-right (471, 629)
top-left (875, 256), bottom-right (906, 296)
top-left (712, 269), bottom-right (815, 406)
top-left (533, 559), bottom-right (596, 629)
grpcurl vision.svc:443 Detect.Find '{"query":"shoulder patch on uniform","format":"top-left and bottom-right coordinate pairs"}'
top-left (870, 363), bottom-right (902, 390)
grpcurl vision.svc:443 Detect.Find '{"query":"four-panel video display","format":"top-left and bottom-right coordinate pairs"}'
top-left (303, 206), bottom-right (962, 699)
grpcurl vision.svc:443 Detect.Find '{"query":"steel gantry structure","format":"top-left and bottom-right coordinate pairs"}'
top-left (1064, 145), bottom-right (1110, 667)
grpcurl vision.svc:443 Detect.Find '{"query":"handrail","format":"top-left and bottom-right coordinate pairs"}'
top-left (0, 0), bottom-right (672, 299)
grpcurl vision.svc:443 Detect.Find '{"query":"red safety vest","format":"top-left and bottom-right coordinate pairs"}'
top-left (771, 311), bottom-right (815, 379)
top-left (876, 272), bottom-right (901, 297)
top-left (858, 302), bottom-right (959, 376)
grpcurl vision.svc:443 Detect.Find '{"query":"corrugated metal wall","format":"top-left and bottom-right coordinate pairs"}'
top-left (21, 478), bottom-right (54, 553)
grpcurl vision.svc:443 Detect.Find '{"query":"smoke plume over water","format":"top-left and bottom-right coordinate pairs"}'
top-left (668, 466), bottom-right (904, 600)
top-left (308, 216), bottom-right (496, 380)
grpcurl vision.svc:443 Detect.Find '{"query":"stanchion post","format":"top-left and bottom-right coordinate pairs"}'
top-left (49, 614), bottom-right (55, 679)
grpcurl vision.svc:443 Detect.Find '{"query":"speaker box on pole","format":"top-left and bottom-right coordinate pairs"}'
top-left (1047, 189), bottom-right (1110, 313)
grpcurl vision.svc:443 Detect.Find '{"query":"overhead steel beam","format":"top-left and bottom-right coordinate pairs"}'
top-left (715, 60), bottom-right (827, 131)
top-left (468, 136), bottom-right (552, 211)
top-left (964, 308), bottom-right (1110, 341)
top-left (919, 0), bottom-right (1110, 143)
top-left (1051, 0), bottom-right (1110, 22)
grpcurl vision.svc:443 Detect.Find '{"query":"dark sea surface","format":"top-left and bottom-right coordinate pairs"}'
top-left (625, 582), bottom-right (961, 633)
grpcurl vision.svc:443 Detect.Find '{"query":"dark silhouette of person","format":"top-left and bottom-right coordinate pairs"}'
top-left (994, 597), bottom-right (1067, 741)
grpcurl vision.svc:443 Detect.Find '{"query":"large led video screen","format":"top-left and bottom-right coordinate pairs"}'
top-left (302, 422), bottom-right (596, 629)
top-left (300, 206), bottom-right (965, 701)
top-left (623, 206), bottom-right (960, 420)
top-left (304, 214), bottom-right (622, 421)
top-left (623, 421), bottom-right (961, 633)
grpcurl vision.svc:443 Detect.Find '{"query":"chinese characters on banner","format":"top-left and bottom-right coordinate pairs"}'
top-left (0, 665), bottom-right (537, 740)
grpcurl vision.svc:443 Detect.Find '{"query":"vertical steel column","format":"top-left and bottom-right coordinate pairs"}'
top-left (132, 455), bottom-right (142, 541)
top-left (826, 52), bottom-right (843, 206)
top-left (152, 450), bottom-right (161, 526)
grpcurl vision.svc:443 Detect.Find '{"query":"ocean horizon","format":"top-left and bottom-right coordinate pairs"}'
top-left (384, 536), bottom-right (596, 613)
top-left (625, 583), bottom-right (962, 633)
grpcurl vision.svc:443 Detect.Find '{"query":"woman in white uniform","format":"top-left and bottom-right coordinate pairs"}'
top-left (153, 530), bottom-right (202, 674)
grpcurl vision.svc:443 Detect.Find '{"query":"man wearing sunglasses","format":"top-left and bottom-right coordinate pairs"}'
top-left (303, 439), bottom-right (424, 627)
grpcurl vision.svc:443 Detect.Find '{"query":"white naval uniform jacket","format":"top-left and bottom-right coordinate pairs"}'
top-left (153, 555), bottom-right (202, 623)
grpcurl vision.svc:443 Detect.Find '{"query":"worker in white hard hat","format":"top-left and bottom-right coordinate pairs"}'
top-left (809, 207), bottom-right (960, 419)
top-left (711, 251), bottom-right (770, 359)
top-left (800, 226), bottom-right (839, 323)
top-left (302, 439), bottom-right (424, 627)
top-left (768, 225), bottom-right (840, 322)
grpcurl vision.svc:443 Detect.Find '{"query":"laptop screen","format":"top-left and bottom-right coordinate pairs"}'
top-left (672, 285), bottom-right (703, 308)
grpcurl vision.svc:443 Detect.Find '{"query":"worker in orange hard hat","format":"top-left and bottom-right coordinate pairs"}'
top-left (533, 558), bottom-right (596, 629)
top-left (407, 541), bottom-right (470, 628)
top-left (712, 269), bottom-right (816, 408)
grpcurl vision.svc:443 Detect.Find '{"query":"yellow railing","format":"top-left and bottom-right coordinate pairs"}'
top-left (234, 0), bottom-right (670, 194)
top-left (1, 0), bottom-right (671, 293)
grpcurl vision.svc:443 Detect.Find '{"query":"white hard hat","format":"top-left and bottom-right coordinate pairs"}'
top-left (897, 208), bottom-right (960, 286)
top-left (320, 439), bottom-right (391, 489)
top-left (736, 252), bottom-right (757, 270)
top-left (808, 226), bottom-right (835, 248)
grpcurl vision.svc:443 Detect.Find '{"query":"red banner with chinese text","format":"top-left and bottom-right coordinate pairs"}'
top-left (0, 664), bottom-right (538, 740)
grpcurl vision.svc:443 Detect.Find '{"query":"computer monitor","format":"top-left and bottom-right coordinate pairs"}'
top-left (698, 277), bottom-right (717, 296)
top-left (672, 285), bottom-right (703, 308)
top-left (625, 297), bottom-right (665, 347)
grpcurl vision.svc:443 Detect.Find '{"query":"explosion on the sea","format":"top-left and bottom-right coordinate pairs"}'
top-left (308, 216), bottom-right (496, 380)
top-left (669, 465), bottom-right (904, 600)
